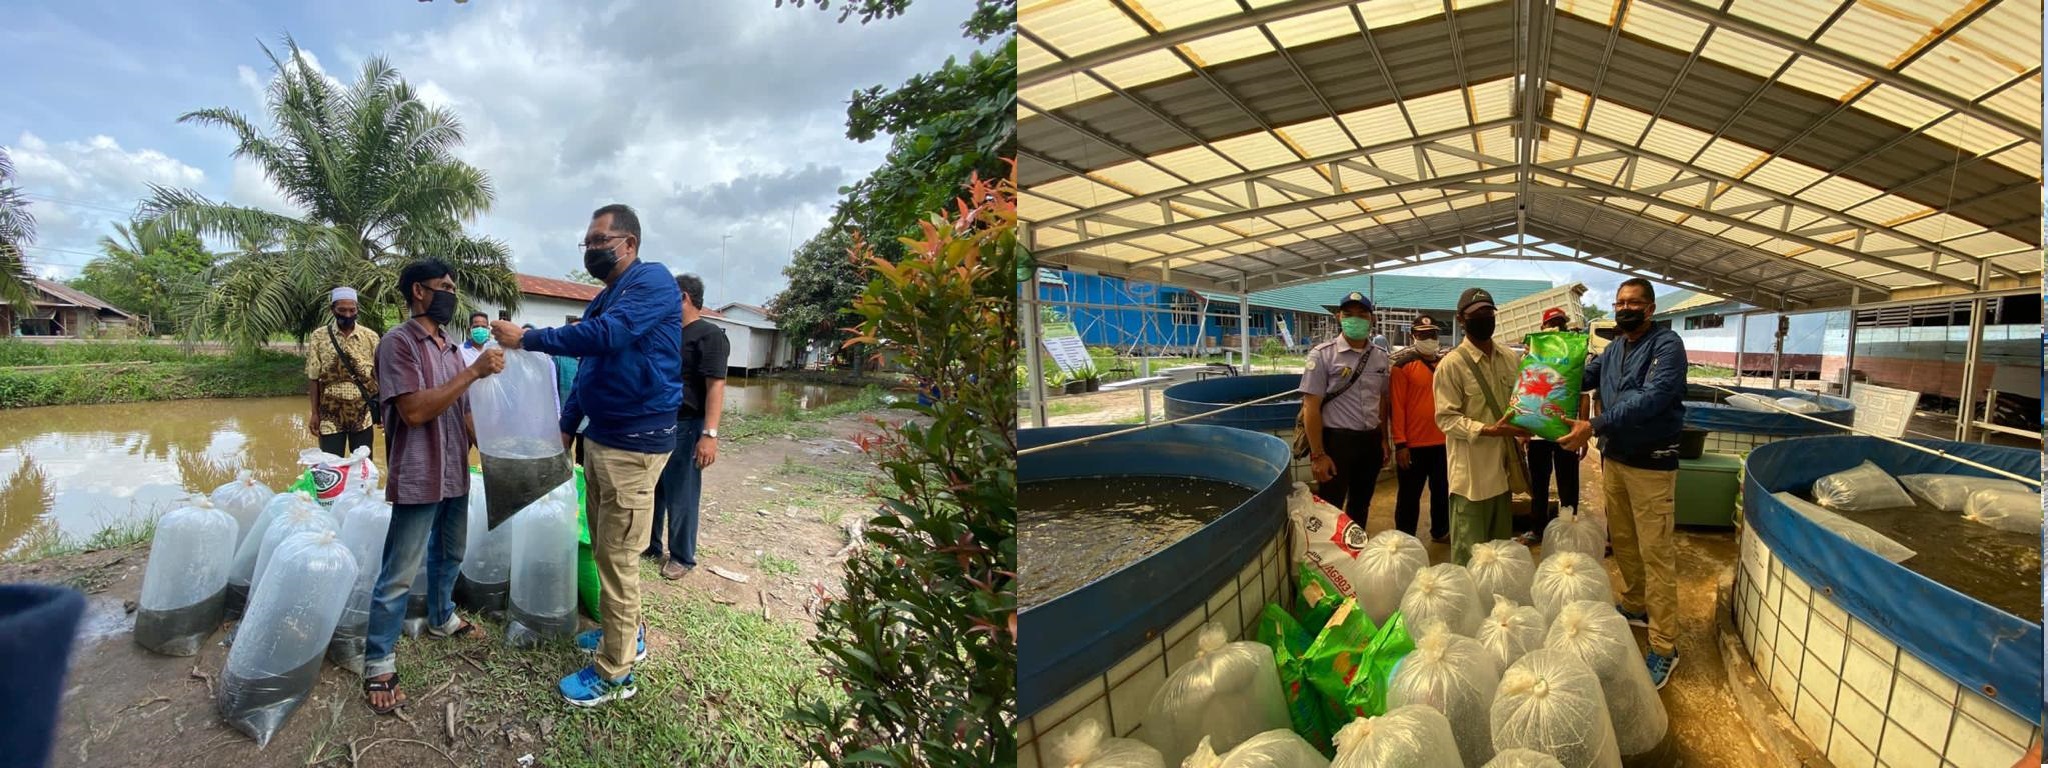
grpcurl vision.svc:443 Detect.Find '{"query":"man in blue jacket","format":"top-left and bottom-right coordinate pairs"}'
top-left (490, 203), bottom-right (681, 707)
top-left (1558, 277), bottom-right (1687, 690)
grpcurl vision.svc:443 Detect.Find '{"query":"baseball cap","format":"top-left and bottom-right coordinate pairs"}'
top-left (1323, 290), bottom-right (1375, 314)
top-left (1412, 315), bottom-right (1440, 334)
top-left (1457, 287), bottom-right (1496, 314)
top-left (1542, 307), bottom-right (1567, 326)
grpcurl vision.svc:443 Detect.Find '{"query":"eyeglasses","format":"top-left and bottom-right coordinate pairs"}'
top-left (580, 233), bottom-right (629, 249)
top-left (1614, 299), bottom-right (1652, 309)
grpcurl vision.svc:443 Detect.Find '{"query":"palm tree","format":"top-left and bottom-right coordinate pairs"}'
top-left (141, 36), bottom-right (518, 350)
top-left (0, 148), bottom-right (36, 316)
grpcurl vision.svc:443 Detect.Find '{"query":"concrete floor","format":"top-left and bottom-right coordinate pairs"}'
top-left (1351, 447), bottom-right (1784, 767)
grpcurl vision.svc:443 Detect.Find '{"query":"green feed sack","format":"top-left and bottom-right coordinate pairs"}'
top-left (1305, 600), bottom-right (1378, 732)
top-left (1509, 331), bottom-right (1590, 441)
top-left (1258, 603), bottom-right (1335, 754)
top-left (573, 466), bottom-right (601, 621)
top-left (1294, 562), bottom-right (1344, 631)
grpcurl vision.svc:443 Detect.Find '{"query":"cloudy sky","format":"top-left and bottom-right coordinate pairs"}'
top-left (2, 0), bottom-right (990, 308)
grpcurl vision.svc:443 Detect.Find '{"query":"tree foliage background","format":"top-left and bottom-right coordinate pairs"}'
top-left (770, 0), bottom-right (1016, 366)
top-left (69, 223), bottom-right (214, 337)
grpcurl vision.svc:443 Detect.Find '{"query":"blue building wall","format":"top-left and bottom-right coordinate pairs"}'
top-left (1035, 271), bottom-right (1208, 349)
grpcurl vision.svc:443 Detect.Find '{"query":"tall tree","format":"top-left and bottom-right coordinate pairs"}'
top-left (1582, 302), bottom-right (1609, 322)
top-left (0, 148), bottom-right (36, 315)
top-left (70, 222), bottom-right (214, 337)
top-left (771, 229), bottom-right (866, 367)
top-left (141, 37), bottom-right (517, 350)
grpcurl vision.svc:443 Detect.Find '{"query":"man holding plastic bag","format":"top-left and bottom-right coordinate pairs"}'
top-left (490, 203), bottom-right (683, 708)
top-left (362, 259), bottom-right (504, 715)
top-left (1557, 278), bottom-right (1688, 689)
top-left (1433, 288), bottom-right (1530, 566)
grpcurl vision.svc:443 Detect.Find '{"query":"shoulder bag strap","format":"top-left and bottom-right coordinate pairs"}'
top-left (328, 328), bottom-right (375, 397)
top-left (1324, 347), bottom-right (1371, 400)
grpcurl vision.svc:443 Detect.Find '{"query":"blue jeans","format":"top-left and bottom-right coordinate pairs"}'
top-left (648, 417), bottom-right (705, 567)
top-left (364, 496), bottom-right (467, 678)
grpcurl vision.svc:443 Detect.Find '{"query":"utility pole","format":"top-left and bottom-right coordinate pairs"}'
top-left (720, 233), bottom-right (731, 294)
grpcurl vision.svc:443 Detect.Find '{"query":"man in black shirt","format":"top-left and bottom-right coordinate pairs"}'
top-left (647, 273), bottom-right (728, 580)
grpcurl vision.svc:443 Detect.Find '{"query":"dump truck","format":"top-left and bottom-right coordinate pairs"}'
top-left (1497, 282), bottom-right (1589, 346)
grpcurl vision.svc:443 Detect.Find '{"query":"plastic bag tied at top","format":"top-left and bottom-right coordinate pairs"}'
top-left (1139, 624), bottom-right (1293, 768)
top-left (231, 492), bottom-right (318, 588)
top-left (456, 470), bottom-right (513, 615)
top-left (1772, 493), bottom-right (1915, 563)
top-left (1508, 331), bottom-right (1589, 441)
top-left (136, 495), bottom-right (237, 656)
top-left (504, 480), bottom-right (581, 647)
top-left (1388, 625), bottom-right (1505, 767)
top-left (1543, 601), bottom-right (1669, 757)
top-left (1328, 704), bottom-right (1464, 768)
top-left (210, 470), bottom-right (274, 549)
top-left (1184, 729), bottom-right (1328, 768)
top-left (1050, 718), bottom-right (1164, 768)
top-left (1475, 596), bottom-right (1550, 671)
top-left (326, 492), bottom-right (392, 674)
top-left (249, 502), bottom-right (337, 602)
top-left (1531, 552), bottom-right (1613, 625)
top-left (1356, 530), bottom-right (1429, 628)
top-left (471, 349), bottom-right (573, 529)
top-left (1468, 539), bottom-right (1536, 609)
top-left (218, 530), bottom-right (358, 747)
top-left (1963, 486), bottom-right (2044, 534)
top-left (1541, 507), bottom-right (1605, 563)
top-left (1812, 460), bottom-right (1915, 512)
top-left (1898, 473), bottom-right (2031, 513)
top-left (1490, 648), bottom-right (1623, 768)
top-left (1484, 748), bottom-right (1567, 768)
top-left (1399, 564), bottom-right (1486, 638)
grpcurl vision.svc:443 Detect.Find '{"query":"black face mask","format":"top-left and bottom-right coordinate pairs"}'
top-left (1615, 309), bottom-right (1648, 331)
top-left (416, 289), bottom-right (458, 326)
top-left (1465, 316), bottom-right (1496, 342)
top-left (334, 313), bottom-right (357, 331)
top-left (584, 247), bottom-right (620, 282)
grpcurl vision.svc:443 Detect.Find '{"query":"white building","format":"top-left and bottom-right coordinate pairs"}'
top-left (474, 274), bottom-right (602, 329)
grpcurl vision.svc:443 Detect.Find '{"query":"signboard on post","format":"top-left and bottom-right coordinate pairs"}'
top-left (1848, 383), bottom-right (1918, 439)
top-left (1040, 321), bottom-right (1091, 376)
top-left (1277, 319), bottom-right (1294, 349)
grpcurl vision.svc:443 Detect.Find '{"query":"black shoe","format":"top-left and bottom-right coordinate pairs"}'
top-left (641, 548), bottom-right (663, 560)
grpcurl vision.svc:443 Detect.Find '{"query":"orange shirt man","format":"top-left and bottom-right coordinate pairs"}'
top-left (1389, 314), bottom-right (1450, 541)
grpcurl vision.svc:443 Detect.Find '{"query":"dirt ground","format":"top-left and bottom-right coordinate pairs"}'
top-left (1, 410), bottom-right (895, 768)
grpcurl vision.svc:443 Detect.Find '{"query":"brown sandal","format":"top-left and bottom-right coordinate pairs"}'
top-left (364, 673), bottom-right (406, 715)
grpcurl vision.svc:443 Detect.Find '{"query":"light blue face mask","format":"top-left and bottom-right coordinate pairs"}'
top-left (1340, 316), bottom-right (1372, 340)
top-left (471, 327), bottom-right (491, 345)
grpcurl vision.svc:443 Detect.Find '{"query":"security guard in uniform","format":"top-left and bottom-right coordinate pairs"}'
top-left (1298, 291), bottom-right (1394, 527)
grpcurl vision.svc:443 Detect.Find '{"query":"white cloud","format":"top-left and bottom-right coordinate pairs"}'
top-left (229, 158), bottom-right (298, 216)
top-left (5, 131), bottom-right (208, 277)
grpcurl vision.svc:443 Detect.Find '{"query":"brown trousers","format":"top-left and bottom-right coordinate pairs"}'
top-left (583, 441), bottom-right (671, 680)
top-left (1604, 459), bottom-right (1679, 656)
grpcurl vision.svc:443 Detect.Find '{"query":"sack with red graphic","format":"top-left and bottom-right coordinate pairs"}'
top-left (287, 446), bottom-right (380, 506)
top-left (1287, 483), bottom-right (1367, 606)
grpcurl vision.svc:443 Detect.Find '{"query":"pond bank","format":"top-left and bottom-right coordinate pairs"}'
top-left (0, 341), bottom-right (305, 409)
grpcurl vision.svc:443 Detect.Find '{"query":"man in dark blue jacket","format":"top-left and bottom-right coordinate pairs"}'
top-left (490, 203), bottom-right (681, 707)
top-left (1558, 277), bottom-right (1687, 691)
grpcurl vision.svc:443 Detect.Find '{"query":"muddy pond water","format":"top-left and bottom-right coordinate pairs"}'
top-left (1018, 475), bottom-right (1256, 609)
top-left (1797, 494), bottom-right (2042, 623)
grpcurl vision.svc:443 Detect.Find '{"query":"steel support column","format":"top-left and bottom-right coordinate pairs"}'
top-left (1022, 270), bottom-right (1048, 429)
top-left (1842, 287), bottom-right (1860, 397)
top-left (1956, 261), bottom-right (1992, 442)
top-left (1238, 284), bottom-right (1252, 373)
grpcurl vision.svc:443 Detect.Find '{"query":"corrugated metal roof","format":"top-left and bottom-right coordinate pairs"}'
top-left (32, 279), bottom-right (132, 318)
top-left (1018, 0), bottom-right (2042, 313)
top-left (1196, 273), bottom-right (1553, 314)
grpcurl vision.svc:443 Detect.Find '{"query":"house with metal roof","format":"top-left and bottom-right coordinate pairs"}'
top-left (3, 279), bottom-right (136, 338)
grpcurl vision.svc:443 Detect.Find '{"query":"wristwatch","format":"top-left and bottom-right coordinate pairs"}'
top-left (703, 429), bottom-right (719, 439)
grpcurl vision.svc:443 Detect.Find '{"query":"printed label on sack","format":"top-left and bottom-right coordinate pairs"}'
top-left (1304, 552), bottom-right (1356, 598)
top-left (1329, 517), bottom-right (1368, 556)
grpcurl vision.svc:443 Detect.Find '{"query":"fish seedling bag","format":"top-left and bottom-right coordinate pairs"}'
top-left (1508, 332), bottom-right (1588, 441)
top-left (1356, 530), bottom-right (1429, 628)
top-left (1387, 626), bottom-right (1505, 766)
top-left (1963, 486), bottom-right (2043, 534)
top-left (1490, 648), bottom-right (1622, 768)
top-left (1531, 553), bottom-right (1613, 626)
top-left (1185, 729), bottom-right (1328, 768)
top-left (1541, 507), bottom-right (1605, 562)
top-left (1139, 623), bottom-right (1293, 767)
top-left (1257, 603), bottom-right (1334, 753)
top-left (455, 470), bottom-right (512, 615)
top-left (1328, 705), bottom-right (1464, 768)
top-left (218, 531), bottom-right (357, 747)
top-left (1543, 601), bottom-right (1669, 757)
top-left (136, 496), bottom-right (238, 656)
top-left (210, 470), bottom-right (273, 549)
top-left (226, 492), bottom-right (318, 617)
top-left (505, 480), bottom-right (582, 648)
top-left (1399, 564), bottom-right (1486, 638)
top-left (1813, 461), bottom-right (1914, 511)
top-left (1485, 748), bottom-right (1567, 767)
top-left (1474, 596), bottom-right (1548, 671)
top-left (1051, 719), bottom-right (1165, 768)
top-left (1468, 540), bottom-right (1536, 608)
top-left (1899, 473), bottom-right (2031, 513)
top-left (471, 349), bottom-right (574, 529)
top-left (326, 493), bottom-right (392, 674)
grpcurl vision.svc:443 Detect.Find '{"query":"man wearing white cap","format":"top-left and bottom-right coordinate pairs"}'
top-left (307, 286), bottom-right (382, 456)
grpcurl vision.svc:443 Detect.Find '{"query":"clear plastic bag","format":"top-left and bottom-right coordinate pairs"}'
top-left (209, 470), bottom-right (273, 548)
top-left (1774, 397), bottom-right (1822, 414)
top-left (1542, 602), bottom-right (1669, 757)
top-left (1185, 729), bottom-right (1327, 768)
top-left (227, 492), bottom-right (318, 613)
top-left (505, 484), bottom-right (579, 647)
top-left (1288, 483), bottom-right (1368, 602)
top-left (472, 349), bottom-right (574, 529)
top-left (1398, 564), bottom-right (1485, 638)
top-left (325, 493), bottom-right (392, 674)
top-left (1963, 487), bottom-right (2043, 534)
top-left (1490, 648), bottom-right (1621, 768)
top-left (1898, 473), bottom-right (2030, 513)
top-left (1812, 461), bottom-right (1914, 511)
top-left (1531, 553), bottom-right (1612, 625)
top-left (1050, 719), bottom-right (1164, 768)
top-left (1541, 507), bottom-right (1604, 562)
top-left (135, 496), bottom-right (237, 656)
top-left (1773, 493), bottom-right (1915, 563)
top-left (249, 503), bottom-right (337, 602)
top-left (1724, 393), bottom-right (1778, 412)
top-left (457, 471), bottom-right (512, 614)
top-left (1468, 540), bottom-right (1535, 608)
top-left (403, 567), bottom-right (428, 639)
top-left (1475, 596), bottom-right (1549, 671)
top-left (1484, 748), bottom-right (1566, 767)
top-left (1388, 625), bottom-right (1503, 766)
top-left (218, 530), bottom-right (357, 747)
top-left (1140, 624), bottom-right (1293, 768)
top-left (1357, 530), bottom-right (1429, 627)
top-left (1328, 705), bottom-right (1463, 768)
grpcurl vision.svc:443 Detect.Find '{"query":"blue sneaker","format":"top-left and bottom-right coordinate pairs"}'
top-left (573, 625), bottom-right (649, 662)
top-left (1647, 652), bottom-right (1679, 690)
top-left (559, 665), bottom-right (636, 707)
top-left (1616, 605), bottom-right (1650, 628)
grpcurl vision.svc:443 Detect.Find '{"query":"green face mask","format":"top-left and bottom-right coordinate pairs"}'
top-left (1340, 316), bottom-right (1372, 340)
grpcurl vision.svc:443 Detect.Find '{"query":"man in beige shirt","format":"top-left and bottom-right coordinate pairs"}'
top-left (1433, 287), bottom-right (1532, 565)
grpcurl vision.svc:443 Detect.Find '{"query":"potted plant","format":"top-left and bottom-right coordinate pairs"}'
top-left (1045, 369), bottom-right (1071, 396)
top-left (1079, 365), bottom-right (1101, 393)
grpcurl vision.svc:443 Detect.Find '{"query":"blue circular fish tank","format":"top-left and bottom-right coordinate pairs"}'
top-left (1685, 384), bottom-right (1854, 436)
top-left (1017, 424), bottom-right (1291, 719)
top-left (1160, 374), bottom-right (1302, 431)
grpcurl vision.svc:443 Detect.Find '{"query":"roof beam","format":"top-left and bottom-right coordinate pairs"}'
top-left (1018, 0), bottom-right (1364, 89)
top-left (1632, 0), bottom-right (2038, 142)
top-left (1539, 232), bottom-right (1806, 308)
top-left (1119, 192), bottom-right (1510, 268)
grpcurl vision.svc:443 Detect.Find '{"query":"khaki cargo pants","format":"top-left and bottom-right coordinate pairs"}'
top-left (584, 441), bottom-right (671, 680)
top-left (1604, 459), bottom-right (1679, 656)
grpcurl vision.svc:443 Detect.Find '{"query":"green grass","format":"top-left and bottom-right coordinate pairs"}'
top-left (1687, 365), bottom-right (1736, 379)
top-left (724, 386), bottom-right (889, 442)
top-left (0, 341), bottom-right (305, 408)
top-left (756, 552), bottom-right (800, 577)
top-left (2, 516), bottom-right (158, 565)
